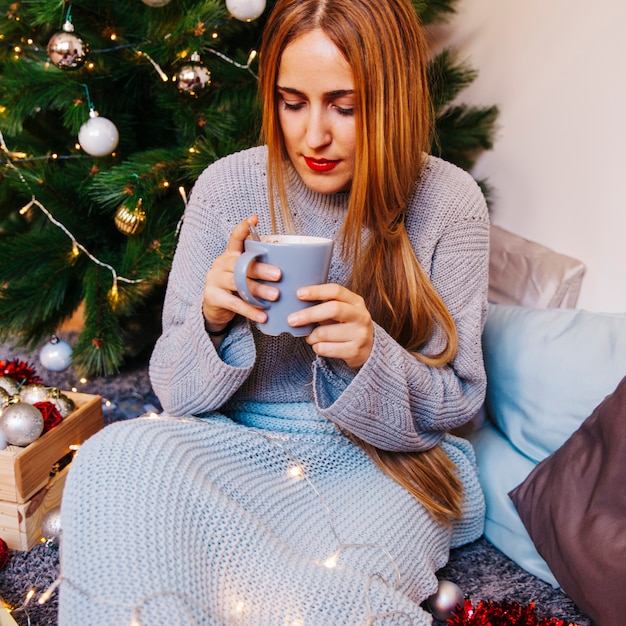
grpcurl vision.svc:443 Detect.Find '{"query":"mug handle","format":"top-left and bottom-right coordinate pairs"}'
top-left (233, 249), bottom-right (271, 309)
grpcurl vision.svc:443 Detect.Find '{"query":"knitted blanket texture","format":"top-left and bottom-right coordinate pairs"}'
top-left (58, 403), bottom-right (484, 625)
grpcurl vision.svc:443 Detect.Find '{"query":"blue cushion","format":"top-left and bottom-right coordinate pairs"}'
top-left (482, 304), bottom-right (626, 463)
top-left (468, 423), bottom-right (559, 587)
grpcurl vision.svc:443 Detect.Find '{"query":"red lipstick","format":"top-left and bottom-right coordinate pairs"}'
top-left (303, 157), bottom-right (339, 172)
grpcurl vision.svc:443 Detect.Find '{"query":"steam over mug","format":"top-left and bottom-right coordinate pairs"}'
top-left (234, 234), bottom-right (334, 336)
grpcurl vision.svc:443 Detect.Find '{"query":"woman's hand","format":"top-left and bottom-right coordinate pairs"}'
top-left (287, 284), bottom-right (374, 369)
top-left (202, 215), bottom-right (281, 334)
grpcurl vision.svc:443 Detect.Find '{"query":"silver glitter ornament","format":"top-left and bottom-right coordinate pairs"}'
top-left (47, 389), bottom-right (75, 418)
top-left (0, 402), bottom-right (44, 446)
top-left (0, 377), bottom-right (18, 396)
top-left (426, 580), bottom-right (464, 620)
top-left (47, 20), bottom-right (89, 70)
top-left (19, 383), bottom-right (49, 405)
top-left (0, 387), bottom-right (10, 408)
top-left (41, 506), bottom-right (62, 546)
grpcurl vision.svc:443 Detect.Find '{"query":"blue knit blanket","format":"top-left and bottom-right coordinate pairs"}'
top-left (58, 402), bottom-right (484, 625)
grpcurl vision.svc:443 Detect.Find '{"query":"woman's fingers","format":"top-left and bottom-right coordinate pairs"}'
top-left (288, 283), bottom-right (374, 369)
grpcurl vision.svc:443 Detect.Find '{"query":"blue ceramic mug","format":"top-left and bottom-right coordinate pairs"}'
top-left (234, 234), bottom-right (334, 336)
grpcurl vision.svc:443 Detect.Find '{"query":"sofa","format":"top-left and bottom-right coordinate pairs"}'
top-left (469, 225), bottom-right (626, 626)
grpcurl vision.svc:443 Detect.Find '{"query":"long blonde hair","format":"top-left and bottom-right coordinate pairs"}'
top-left (258, 0), bottom-right (462, 524)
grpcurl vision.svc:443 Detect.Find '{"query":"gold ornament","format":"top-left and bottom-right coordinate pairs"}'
top-left (114, 198), bottom-right (146, 236)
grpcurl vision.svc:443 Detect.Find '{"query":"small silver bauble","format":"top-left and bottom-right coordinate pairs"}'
top-left (426, 580), bottom-right (464, 620)
top-left (19, 383), bottom-right (50, 405)
top-left (47, 20), bottom-right (89, 70)
top-left (175, 52), bottom-right (211, 96)
top-left (0, 377), bottom-right (19, 396)
top-left (47, 389), bottom-right (75, 418)
top-left (0, 402), bottom-right (44, 447)
top-left (41, 506), bottom-right (62, 546)
top-left (0, 387), bottom-right (10, 408)
top-left (39, 336), bottom-right (73, 371)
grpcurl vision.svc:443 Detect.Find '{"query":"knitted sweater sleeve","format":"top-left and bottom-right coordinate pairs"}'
top-left (312, 159), bottom-right (490, 452)
top-left (148, 160), bottom-right (258, 416)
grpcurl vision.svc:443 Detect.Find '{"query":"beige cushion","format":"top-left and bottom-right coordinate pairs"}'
top-left (488, 225), bottom-right (586, 309)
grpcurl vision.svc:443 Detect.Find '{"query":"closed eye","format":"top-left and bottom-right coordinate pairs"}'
top-left (282, 100), bottom-right (305, 111)
top-left (334, 105), bottom-right (354, 116)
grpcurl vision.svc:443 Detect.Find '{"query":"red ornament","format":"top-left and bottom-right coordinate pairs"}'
top-left (0, 358), bottom-right (42, 385)
top-left (0, 538), bottom-right (9, 570)
top-left (33, 402), bottom-right (63, 433)
top-left (446, 599), bottom-right (578, 626)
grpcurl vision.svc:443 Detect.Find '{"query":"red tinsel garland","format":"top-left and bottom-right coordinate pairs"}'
top-left (0, 538), bottom-right (9, 570)
top-left (33, 401), bottom-right (63, 433)
top-left (0, 358), bottom-right (42, 385)
top-left (447, 599), bottom-right (578, 626)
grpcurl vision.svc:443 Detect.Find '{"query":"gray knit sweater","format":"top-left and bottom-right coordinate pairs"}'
top-left (149, 146), bottom-right (490, 449)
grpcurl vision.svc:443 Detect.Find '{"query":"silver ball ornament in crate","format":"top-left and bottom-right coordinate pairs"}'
top-left (40, 336), bottom-right (73, 372)
top-left (78, 110), bottom-right (119, 157)
top-left (175, 52), bottom-right (211, 97)
top-left (0, 387), bottom-right (9, 409)
top-left (426, 580), bottom-right (464, 620)
top-left (0, 377), bottom-right (19, 397)
top-left (19, 383), bottom-right (49, 405)
top-left (47, 20), bottom-right (89, 70)
top-left (41, 506), bottom-right (62, 547)
top-left (0, 402), bottom-right (44, 447)
top-left (47, 389), bottom-right (76, 418)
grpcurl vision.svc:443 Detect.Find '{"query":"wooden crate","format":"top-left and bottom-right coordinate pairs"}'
top-left (0, 464), bottom-right (69, 551)
top-left (0, 392), bottom-right (103, 550)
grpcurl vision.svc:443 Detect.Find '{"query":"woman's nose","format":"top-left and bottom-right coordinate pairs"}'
top-left (305, 110), bottom-right (331, 149)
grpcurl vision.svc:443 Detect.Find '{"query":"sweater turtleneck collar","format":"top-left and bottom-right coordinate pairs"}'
top-left (284, 159), bottom-right (351, 220)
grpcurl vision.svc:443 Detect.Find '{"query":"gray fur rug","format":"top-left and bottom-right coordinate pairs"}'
top-left (0, 337), bottom-right (593, 625)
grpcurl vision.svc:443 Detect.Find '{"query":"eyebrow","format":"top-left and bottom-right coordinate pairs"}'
top-left (276, 86), bottom-right (355, 98)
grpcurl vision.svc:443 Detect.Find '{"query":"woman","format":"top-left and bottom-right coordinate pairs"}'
top-left (59, 0), bottom-right (489, 623)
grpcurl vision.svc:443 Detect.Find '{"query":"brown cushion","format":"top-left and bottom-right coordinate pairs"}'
top-left (509, 375), bottom-right (626, 626)
top-left (488, 225), bottom-right (586, 308)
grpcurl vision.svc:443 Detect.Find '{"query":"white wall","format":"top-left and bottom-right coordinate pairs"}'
top-left (429, 0), bottom-right (626, 312)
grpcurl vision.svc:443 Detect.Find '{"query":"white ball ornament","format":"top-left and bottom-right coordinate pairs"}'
top-left (78, 110), bottom-right (119, 157)
top-left (39, 336), bottom-right (73, 372)
top-left (1, 402), bottom-right (44, 447)
top-left (226, 0), bottom-right (266, 21)
top-left (426, 580), bottom-right (464, 620)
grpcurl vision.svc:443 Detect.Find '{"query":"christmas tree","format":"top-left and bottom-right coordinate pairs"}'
top-left (0, 0), bottom-right (498, 376)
